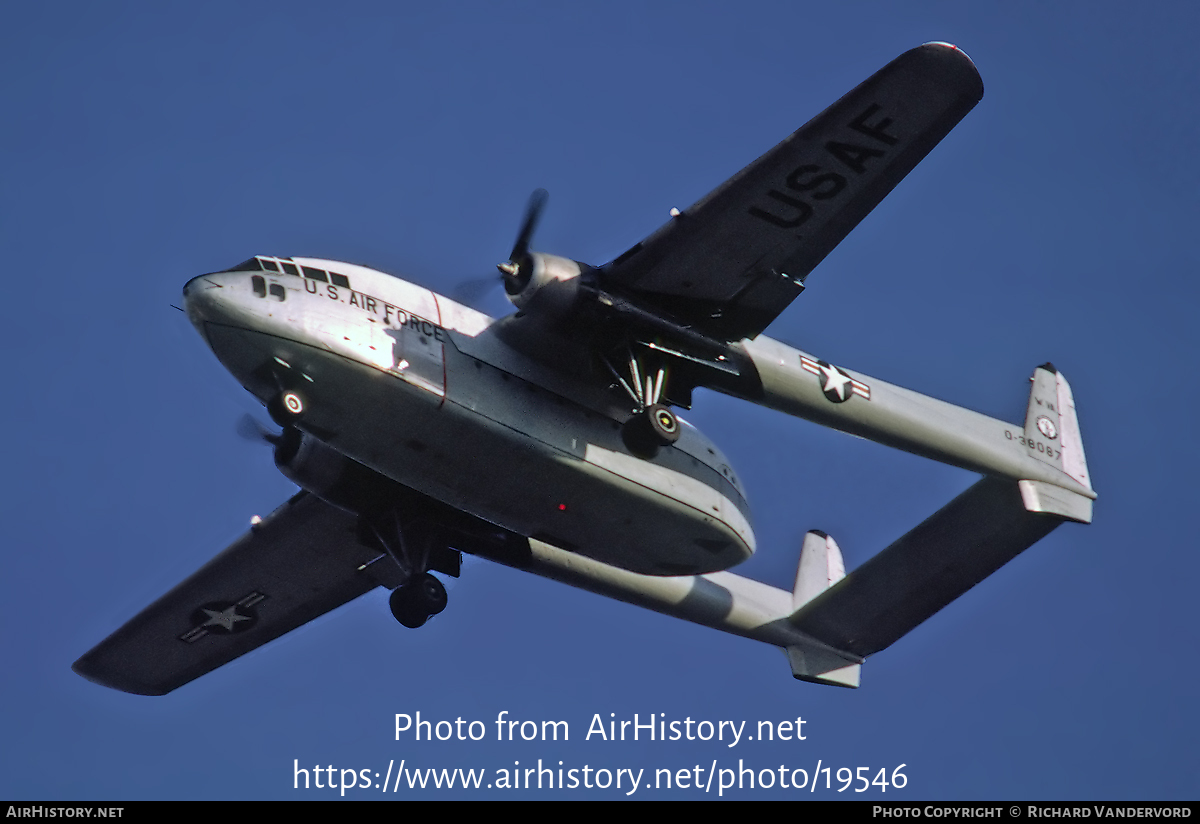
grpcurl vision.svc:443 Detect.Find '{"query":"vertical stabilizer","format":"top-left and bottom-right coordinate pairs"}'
top-left (1023, 363), bottom-right (1092, 491)
top-left (788, 531), bottom-right (860, 687)
top-left (792, 530), bottom-right (846, 611)
top-left (1024, 363), bottom-right (1063, 471)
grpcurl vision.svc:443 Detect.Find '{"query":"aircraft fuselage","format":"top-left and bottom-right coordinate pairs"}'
top-left (183, 257), bottom-right (754, 576)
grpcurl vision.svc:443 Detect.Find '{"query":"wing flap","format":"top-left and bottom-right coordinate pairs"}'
top-left (602, 43), bottom-right (984, 341)
top-left (73, 492), bottom-right (389, 695)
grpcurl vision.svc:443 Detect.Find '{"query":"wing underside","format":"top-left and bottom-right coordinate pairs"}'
top-left (73, 492), bottom-right (395, 696)
top-left (601, 42), bottom-right (985, 342)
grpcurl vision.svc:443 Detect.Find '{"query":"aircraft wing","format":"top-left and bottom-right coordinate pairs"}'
top-left (73, 492), bottom-right (396, 696)
top-left (599, 43), bottom-right (984, 342)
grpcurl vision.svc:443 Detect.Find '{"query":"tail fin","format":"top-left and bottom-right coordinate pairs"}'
top-left (792, 530), bottom-right (846, 611)
top-left (1021, 364), bottom-right (1093, 523)
top-left (1025, 363), bottom-right (1092, 490)
top-left (786, 531), bottom-right (860, 688)
top-left (782, 369), bottom-right (1095, 679)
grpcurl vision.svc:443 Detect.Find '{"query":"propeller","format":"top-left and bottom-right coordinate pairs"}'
top-left (237, 413), bottom-right (306, 468)
top-left (450, 275), bottom-right (502, 307)
top-left (237, 413), bottom-right (283, 447)
top-left (445, 188), bottom-right (549, 310)
top-left (497, 188), bottom-right (548, 294)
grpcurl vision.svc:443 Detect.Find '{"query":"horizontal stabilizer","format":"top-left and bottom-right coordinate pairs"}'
top-left (785, 645), bottom-right (861, 688)
top-left (789, 477), bottom-right (1066, 658)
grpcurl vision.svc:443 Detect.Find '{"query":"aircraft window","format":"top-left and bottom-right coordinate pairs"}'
top-left (258, 258), bottom-right (280, 272)
top-left (330, 273), bottom-right (350, 288)
top-left (281, 262), bottom-right (299, 276)
top-left (302, 266), bottom-right (329, 283)
top-left (269, 283), bottom-right (286, 301)
top-left (252, 275), bottom-right (266, 297)
top-left (225, 258), bottom-right (261, 272)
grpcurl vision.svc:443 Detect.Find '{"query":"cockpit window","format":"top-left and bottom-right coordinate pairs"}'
top-left (251, 275), bottom-right (267, 297)
top-left (268, 283), bottom-right (286, 301)
top-left (222, 256), bottom-right (352, 289)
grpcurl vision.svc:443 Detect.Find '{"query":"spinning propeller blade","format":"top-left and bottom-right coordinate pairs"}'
top-left (498, 188), bottom-right (548, 291)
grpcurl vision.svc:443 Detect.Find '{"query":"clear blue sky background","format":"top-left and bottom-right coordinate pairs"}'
top-left (3, 2), bottom-right (1197, 800)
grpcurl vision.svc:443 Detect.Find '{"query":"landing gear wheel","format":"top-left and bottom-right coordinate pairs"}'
top-left (411, 572), bottom-right (447, 616)
top-left (646, 403), bottom-right (680, 444)
top-left (268, 389), bottom-right (306, 426)
top-left (621, 403), bottom-right (680, 458)
top-left (389, 573), bottom-right (447, 629)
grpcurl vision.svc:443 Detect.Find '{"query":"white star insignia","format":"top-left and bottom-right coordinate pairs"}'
top-left (201, 605), bottom-right (251, 631)
top-left (819, 363), bottom-right (852, 401)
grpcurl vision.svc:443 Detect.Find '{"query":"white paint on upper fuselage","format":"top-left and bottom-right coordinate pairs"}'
top-left (197, 256), bottom-right (493, 398)
top-left (185, 256), bottom-right (756, 574)
top-left (291, 256), bottom-right (492, 337)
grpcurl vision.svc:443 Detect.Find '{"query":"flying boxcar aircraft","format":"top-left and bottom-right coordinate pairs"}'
top-left (74, 43), bottom-right (1093, 694)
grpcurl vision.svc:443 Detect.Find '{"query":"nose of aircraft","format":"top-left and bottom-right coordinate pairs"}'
top-left (182, 273), bottom-right (244, 351)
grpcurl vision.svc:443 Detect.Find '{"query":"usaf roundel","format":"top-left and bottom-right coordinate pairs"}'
top-left (192, 602), bottom-right (257, 633)
top-left (800, 356), bottom-right (871, 403)
top-left (1036, 415), bottom-right (1058, 440)
top-left (179, 592), bottom-right (267, 643)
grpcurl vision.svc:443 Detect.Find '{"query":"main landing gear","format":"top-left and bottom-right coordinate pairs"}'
top-left (365, 507), bottom-right (455, 630)
top-left (622, 402), bottom-right (680, 458)
top-left (389, 573), bottom-right (447, 628)
top-left (604, 351), bottom-right (681, 458)
top-left (263, 370), bottom-right (455, 630)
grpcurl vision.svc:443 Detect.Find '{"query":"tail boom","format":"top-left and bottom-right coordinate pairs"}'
top-left (738, 337), bottom-right (1095, 504)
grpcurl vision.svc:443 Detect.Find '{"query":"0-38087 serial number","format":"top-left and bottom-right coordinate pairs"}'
top-left (1005, 429), bottom-right (1060, 460)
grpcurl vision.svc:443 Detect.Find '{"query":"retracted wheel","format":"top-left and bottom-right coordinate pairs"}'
top-left (267, 389), bottom-right (306, 426)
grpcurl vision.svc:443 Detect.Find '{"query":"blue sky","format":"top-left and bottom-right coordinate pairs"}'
top-left (3, 2), bottom-right (1197, 800)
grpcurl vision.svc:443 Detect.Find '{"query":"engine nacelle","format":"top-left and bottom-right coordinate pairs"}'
top-left (273, 428), bottom-right (398, 514)
top-left (504, 252), bottom-right (588, 319)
